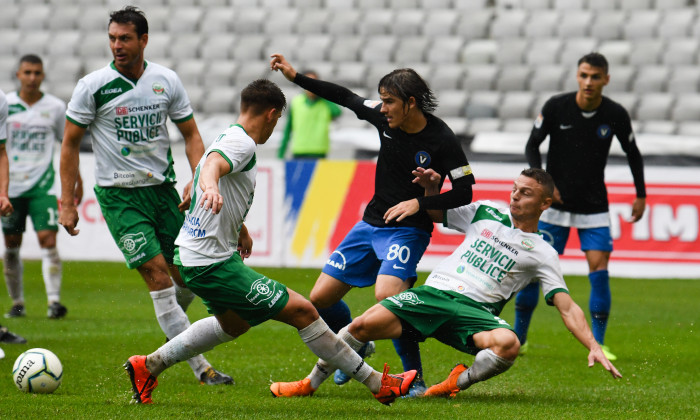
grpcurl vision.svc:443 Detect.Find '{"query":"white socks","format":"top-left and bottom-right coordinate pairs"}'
top-left (456, 349), bottom-right (514, 390)
top-left (147, 316), bottom-right (234, 377)
top-left (41, 247), bottom-right (62, 303)
top-left (149, 286), bottom-right (212, 379)
top-left (3, 247), bottom-right (23, 304)
top-left (300, 320), bottom-right (377, 391)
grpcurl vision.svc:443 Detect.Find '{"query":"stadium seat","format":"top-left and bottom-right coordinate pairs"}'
top-left (667, 66), bottom-right (700, 93)
top-left (76, 7), bottom-right (110, 32)
top-left (525, 39), bottom-right (563, 65)
top-left (676, 121), bottom-right (700, 136)
top-left (48, 6), bottom-right (80, 31)
top-left (293, 0), bottom-right (323, 7)
top-left (365, 62), bottom-right (397, 91)
top-left (200, 7), bottom-right (235, 33)
top-left (498, 91), bottom-right (536, 119)
top-left (17, 31), bottom-right (51, 56)
top-left (655, 0), bottom-right (689, 8)
top-left (496, 66), bottom-right (532, 91)
top-left (436, 90), bottom-right (469, 117)
top-left (357, 10), bottom-right (394, 36)
top-left (619, 0), bottom-right (653, 10)
top-left (393, 10), bottom-right (425, 36)
top-left (631, 65), bottom-right (671, 93)
top-left (233, 61), bottom-right (271, 87)
top-left (0, 30), bottom-right (20, 56)
top-left (533, 91), bottom-right (558, 115)
top-left (628, 39), bottom-right (664, 65)
top-left (604, 65), bottom-right (635, 93)
top-left (556, 10), bottom-right (593, 38)
top-left (263, 9), bottom-right (301, 34)
top-left (47, 60), bottom-right (83, 84)
top-left (529, 65), bottom-right (566, 92)
top-left (298, 62), bottom-right (335, 80)
top-left (521, 0), bottom-right (553, 8)
top-left (623, 10), bottom-right (661, 40)
top-left (326, 10), bottom-right (361, 35)
top-left (202, 87), bottom-right (240, 115)
top-left (461, 40), bottom-right (498, 64)
top-left (489, 10), bottom-right (527, 39)
top-left (426, 36), bottom-right (465, 64)
top-left (143, 8), bottom-right (170, 32)
top-left (635, 92), bottom-right (675, 120)
top-left (175, 59), bottom-right (206, 87)
top-left (0, 5), bottom-right (19, 31)
top-left (455, 9), bottom-right (494, 40)
top-left (670, 94), bottom-right (700, 122)
top-left (83, 58), bottom-right (110, 74)
top-left (559, 38), bottom-right (598, 66)
top-left (203, 60), bottom-right (238, 88)
top-left (429, 64), bottom-right (465, 90)
top-left (466, 118), bottom-right (502, 136)
top-left (260, 0), bottom-right (291, 7)
top-left (587, 0), bottom-right (618, 9)
top-left (0, 58), bottom-right (17, 85)
top-left (640, 120), bottom-right (677, 135)
top-left (495, 39), bottom-right (529, 65)
top-left (18, 5), bottom-right (51, 31)
top-left (501, 118), bottom-right (534, 133)
top-left (394, 37), bottom-right (430, 64)
top-left (168, 33), bottom-right (203, 60)
top-left (441, 117), bottom-right (468, 136)
top-left (265, 35), bottom-right (302, 62)
top-left (231, 35), bottom-right (266, 61)
top-left (523, 10), bottom-right (560, 38)
top-left (199, 0), bottom-right (231, 6)
top-left (462, 65), bottom-right (500, 91)
top-left (294, 9), bottom-right (330, 35)
top-left (231, 9), bottom-right (267, 34)
top-left (465, 91), bottom-right (501, 119)
top-left (661, 39), bottom-right (699, 66)
top-left (359, 36), bottom-right (397, 63)
top-left (186, 85), bottom-right (206, 113)
top-left (453, 0), bottom-right (490, 9)
top-left (590, 11), bottom-right (626, 40)
top-left (598, 40), bottom-right (632, 65)
top-left (144, 32), bottom-right (170, 61)
top-left (324, 0), bottom-right (357, 10)
top-left (420, 0), bottom-right (452, 7)
top-left (168, 7), bottom-right (203, 32)
top-left (200, 34), bottom-right (236, 61)
top-left (657, 10), bottom-right (695, 39)
top-left (45, 30), bottom-right (81, 58)
top-left (296, 35), bottom-right (333, 62)
top-left (423, 10), bottom-right (458, 37)
top-left (607, 92), bottom-right (639, 117)
top-left (358, 0), bottom-right (387, 8)
top-left (553, 0), bottom-right (585, 9)
top-left (388, 0), bottom-right (420, 7)
top-left (331, 61), bottom-right (368, 88)
top-left (328, 37), bottom-right (364, 62)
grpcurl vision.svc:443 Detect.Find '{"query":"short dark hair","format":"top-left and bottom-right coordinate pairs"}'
top-left (109, 6), bottom-right (148, 37)
top-left (521, 168), bottom-right (554, 199)
top-left (578, 52), bottom-right (609, 75)
top-left (240, 79), bottom-right (286, 115)
top-left (18, 54), bottom-right (43, 67)
top-left (378, 68), bottom-right (437, 114)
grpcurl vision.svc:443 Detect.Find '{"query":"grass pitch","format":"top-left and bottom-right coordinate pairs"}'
top-left (0, 261), bottom-right (696, 419)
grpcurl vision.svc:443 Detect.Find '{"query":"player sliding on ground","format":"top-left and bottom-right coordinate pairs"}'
top-left (124, 79), bottom-right (416, 405)
top-left (271, 168), bottom-right (620, 399)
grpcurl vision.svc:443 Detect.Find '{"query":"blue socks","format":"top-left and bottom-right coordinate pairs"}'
top-left (392, 338), bottom-right (423, 378)
top-left (317, 300), bottom-right (352, 334)
top-left (588, 269), bottom-right (611, 345)
top-left (514, 281), bottom-right (540, 345)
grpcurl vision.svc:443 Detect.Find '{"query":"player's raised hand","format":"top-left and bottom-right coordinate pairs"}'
top-left (412, 167), bottom-right (441, 190)
top-left (270, 54), bottom-right (297, 82)
top-left (200, 187), bottom-right (223, 214)
top-left (628, 197), bottom-right (646, 223)
top-left (588, 346), bottom-right (622, 379)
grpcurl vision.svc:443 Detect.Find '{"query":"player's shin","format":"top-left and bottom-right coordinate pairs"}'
top-left (4, 247), bottom-right (23, 303)
top-left (41, 247), bottom-right (62, 303)
top-left (299, 318), bottom-right (375, 390)
top-left (456, 348), bottom-right (513, 390)
top-left (147, 316), bottom-right (233, 376)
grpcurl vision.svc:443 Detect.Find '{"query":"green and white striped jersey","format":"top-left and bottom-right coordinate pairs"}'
top-left (176, 124), bottom-right (257, 267)
top-left (66, 61), bottom-right (193, 187)
top-left (6, 91), bottom-right (65, 197)
top-left (427, 200), bottom-right (569, 315)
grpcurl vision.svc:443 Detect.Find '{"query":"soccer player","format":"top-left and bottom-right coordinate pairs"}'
top-left (271, 168), bottom-right (621, 399)
top-left (2, 55), bottom-right (77, 320)
top-left (59, 6), bottom-right (231, 385)
top-left (513, 53), bottom-right (646, 361)
top-left (124, 79), bottom-right (416, 405)
top-left (277, 70), bottom-right (342, 159)
top-left (270, 53), bottom-right (475, 394)
top-left (0, 88), bottom-right (26, 348)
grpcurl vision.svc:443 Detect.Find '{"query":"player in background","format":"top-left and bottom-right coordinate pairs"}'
top-left (271, 53), bottom-right (475, 395)
top-left (514, 53), bottom-right (646, 360)
top-left (125, 79), bottom-right (416, 405)
top-left (277, 70), bottom-right (341, 159)
top-left (271, 168), bottom-right (621, 399)
top-left (0, 89), bottom-right (27, 351)
top-left (59, 6), bottom-right (232, 385)
top-left (2, 55), bottom-right (79, 320)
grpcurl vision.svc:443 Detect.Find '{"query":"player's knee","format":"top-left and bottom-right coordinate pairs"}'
top-left (495, 330), bottom-right (520, 360)
top-left (308, 290), bottom-right (336, 309)
top-left (347, 315), bottom-right (371, 342)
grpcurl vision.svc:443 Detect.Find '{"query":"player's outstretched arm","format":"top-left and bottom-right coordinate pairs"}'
top-left (552, 292), bottom-right (622, 379)
top-left (176, 118), bottom-right (206, 211)
top-left (628, 197), bottom-right (646, 223)
top-left (198, 152), bottom-right (231, 215)
top-left (59, 120), bottom-right (85, 235)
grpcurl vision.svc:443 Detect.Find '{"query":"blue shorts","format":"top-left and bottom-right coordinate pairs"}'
top-left (538, 221), bottom-right (613, 255)
top-left (322, 221), bottom-right (431, 288)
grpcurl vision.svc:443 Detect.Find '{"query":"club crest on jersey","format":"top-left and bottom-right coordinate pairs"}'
top-left (415, 151), bottom-right (431, 167)
top-left (521, 238), bottom-right (535, 250)
top-left (152, 82), bottom-right (165, 95)
top-left (597, 124), bottom-right (612, 139)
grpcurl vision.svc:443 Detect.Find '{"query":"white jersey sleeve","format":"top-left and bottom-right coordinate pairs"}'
top-left (66, 78), bottom-right (97, 127)
top-left (166, 73), bottom-right (193, 123)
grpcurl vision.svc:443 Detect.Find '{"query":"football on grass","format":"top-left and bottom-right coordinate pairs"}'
top-left (12, 348), bottom-right (63, 393)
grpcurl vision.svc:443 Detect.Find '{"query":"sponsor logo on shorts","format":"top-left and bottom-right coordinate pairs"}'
top-left (494, 315), bottom-right (509, 326)
top-left (128, 252), bottom-right (146, 263)
top-left (118, 232), bottom-right (147, 255)
top-left (325, 251), bottom-right (347, 271)
top-left (521, 238), bottom-right (535, 250)
top-left (392, 264), bottom-right (405, 270)
top-left (246, 277), bottom-right (280, 306)
top-left (393, 291), bottom-right (424, 306)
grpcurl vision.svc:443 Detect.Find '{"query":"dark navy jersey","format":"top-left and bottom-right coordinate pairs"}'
top-left (526, 92), bottom-right (646, 214)
top-left (294, 74), bottom-right (475, 233)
